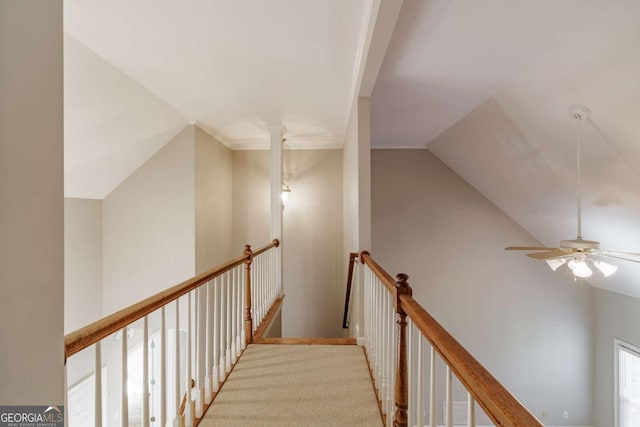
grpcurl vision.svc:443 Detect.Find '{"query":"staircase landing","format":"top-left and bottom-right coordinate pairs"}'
top-left (200, 344), bottom-right (382, 426)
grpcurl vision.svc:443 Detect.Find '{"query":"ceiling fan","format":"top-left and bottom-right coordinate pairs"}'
top-left (505, 105), bottom-right (640, 278)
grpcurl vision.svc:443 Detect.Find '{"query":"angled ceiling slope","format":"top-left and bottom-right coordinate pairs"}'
top-left (373, 0), bottom-right (640, 298)
top-left (64, 0), bottom-right (369, 151)
top-left (64, 34), bottom-right (187, 199)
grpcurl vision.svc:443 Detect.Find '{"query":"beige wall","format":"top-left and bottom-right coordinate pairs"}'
top-left (282, 149), bottom-right (343, 337)
top-left (231, 151), bottom-right (270, 252)
top-left (195, 126), bottom-right (232, 272)
top-left (232, 149), bottom-right (344, 337)
top-left (64, 198), bottom-right (104, 389)
top-left (0, 0), bottom-right (64, 405)
top-left (594, 289), bottom-right (640, 427)
top-left (102, 126), bottom-right (196, 315)
top-left (342, 98), bottom-right (372, 338)
top-left (65, 198), bottom-right (103, 333)
top-left (372, 149), bottom-right (594, 426)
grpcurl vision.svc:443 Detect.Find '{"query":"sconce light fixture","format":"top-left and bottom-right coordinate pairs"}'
top-left (281, 183), bottom-right (291, 209)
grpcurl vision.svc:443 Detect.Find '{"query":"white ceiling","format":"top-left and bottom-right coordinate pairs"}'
top-left (64, 35), bottom-right (188, 199)
top-left (373, 0), bottom-right (640, 298)
top-left (64, 0), bottom-right (369, 198)
top-left (63, 0), bottom-right (640, 297)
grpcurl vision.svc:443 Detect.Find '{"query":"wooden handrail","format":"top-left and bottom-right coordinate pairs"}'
top-left (359, 251), bottom-right (543, 427)
top-left (65, 239), bottom-right (279, 358)
top-left (400, 296), bottom-right (542, 427)
top-left (360, 251), bottom-right (396, 293)
top-left (252, 238), bottom-right (279, 257)
top-left (342, 252), bottom-right (359, 328)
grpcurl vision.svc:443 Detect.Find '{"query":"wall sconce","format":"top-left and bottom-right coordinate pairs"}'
top-left (281, 183), bottom-right (291, 209)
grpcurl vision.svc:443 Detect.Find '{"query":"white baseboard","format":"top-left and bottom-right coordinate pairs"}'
top-left (356, 336), bottom-right (366, 346)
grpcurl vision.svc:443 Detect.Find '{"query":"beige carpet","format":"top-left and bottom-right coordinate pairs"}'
top-left (200, 344), bottom-right (382, 426)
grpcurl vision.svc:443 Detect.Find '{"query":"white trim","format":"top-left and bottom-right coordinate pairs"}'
top-left (614, 338), bottom-right (640, 427)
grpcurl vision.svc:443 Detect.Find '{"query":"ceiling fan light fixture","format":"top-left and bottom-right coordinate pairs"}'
top-left (593, 260), bottom-right (618, 277)
top-left (506, 105), bottom-right (640, 280)
top-left (546, 258), bottom-right (567, 271)
top-left (571, 261), bottom-right (593, 278)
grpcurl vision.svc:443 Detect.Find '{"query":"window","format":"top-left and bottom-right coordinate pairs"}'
top-left (616, 339), bottom-right (640, 427)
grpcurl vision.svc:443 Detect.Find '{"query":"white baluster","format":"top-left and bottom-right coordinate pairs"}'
top-left (365, 267), bottom-right (370, 355)
top-left (122, 327), bottom-right (128, 427)
top-left (174, 300), bottom-right (180, 427)
top-left (273, 248), bottom-right (277, 300)
top-left (95, 341), bottom-right (102, 427)
top-left (386, 292), bottom-right (394, 427)
top-left (238, 266), bottom-right (243, 349)
top-left (268, 250), bottom-right (273, 305)
top-left (446, 365), bottom-right (452, 427)
top-left (257, 255), bottom-right (262, 323)
top-left (379, 284), bottom-right (384, 411)
top-left (267, 250), bottom-right (272, 305)
top-left (263, 252), bottom-right (268, 310)
top-left (196, 286), bottom-right (206, 417)
top-left (236, 266), bottom-right (242, 355)
top-left (430, 346), bottom-right (436, 427)
top-left (368, 267), bottom-right (372, 353)
top-left (219, 274), bottom-right (227, 378)
top-left (408, 321), bottom-right (414, 427)
top-left (371, 276), bottom-right (377, 391)
top-left (417, 337), bottom-right (424, 427)
top-left (376, 280), bottom-right (382, 392)
top-left (205, 281), bottom-right (213, 402)
top-left (64, 362), bottom-right (68, 427)
top-left (253, 256), bottom-right (258, 326)
top-left (160, 307), bottom-right (166, 427)
top-left (225, 273), bottom-right (232, 373)
top-left (259, 255), bottom-right (263, 323)
top-left (381, 282), bottom-right (386, 400)
top-left (384, 289), bottom-right (389, 424)
top-left (231, 268), bottom-right (237, 364)
top-left (213, 277), bottom-right (221, 389)
top-left (185, 292), bottom-right (192, 427)
top-left (363, 267), bottom-right (367, 352)
top-left (143, 316), bottom-right (150, 427)
top-left (468, 392), bottom-right (475, 427)
top-left (240, 265), bottom-right (246, 350)
top-left (254, 260), bottom-right (258, 332)
top-left (250, 264), bottom-right (255, 332)
top-left (262, 254), bottom-right (266, 320)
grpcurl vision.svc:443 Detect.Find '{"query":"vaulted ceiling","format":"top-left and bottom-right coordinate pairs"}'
top-left (64, 0), bottom-right (369, 198)
top-left (65, 0), bottom-right (640, 298)
top-left (373, 0), bottom-right (640, 298)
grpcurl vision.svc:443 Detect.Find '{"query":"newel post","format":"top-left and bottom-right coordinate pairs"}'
top-left (243, 245), bottom-right (253, 346)
top-left (394, 273), bottom-right (412, 427)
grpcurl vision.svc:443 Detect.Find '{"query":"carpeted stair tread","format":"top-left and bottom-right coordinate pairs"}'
top-left (200, 344), bottom-right (382, 426)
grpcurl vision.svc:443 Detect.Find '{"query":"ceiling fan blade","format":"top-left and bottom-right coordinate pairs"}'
top-left (526, 250), bottom-right (572, 260)
top-left (593, 251), bottom-right (640, 264)
top-left (505, 246), bottom-right (558, 251)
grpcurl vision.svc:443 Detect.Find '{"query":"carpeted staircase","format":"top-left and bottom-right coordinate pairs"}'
top-left (200, 343), bottom-right (382, 426)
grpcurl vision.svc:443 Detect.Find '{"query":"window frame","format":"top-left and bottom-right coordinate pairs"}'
top-left (614, 338), bottom-right (640, 427)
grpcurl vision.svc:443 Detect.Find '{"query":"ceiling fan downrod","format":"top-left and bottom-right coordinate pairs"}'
top-left (571, 105), bottom-right (591, 241)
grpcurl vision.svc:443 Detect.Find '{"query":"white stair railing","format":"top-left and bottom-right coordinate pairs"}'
top-left (250, 245), bottom-right (279, 332)
top-left (65, 240), bottom-right (279, 427)
top-left (359, 251), bottom-right (543, 427)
